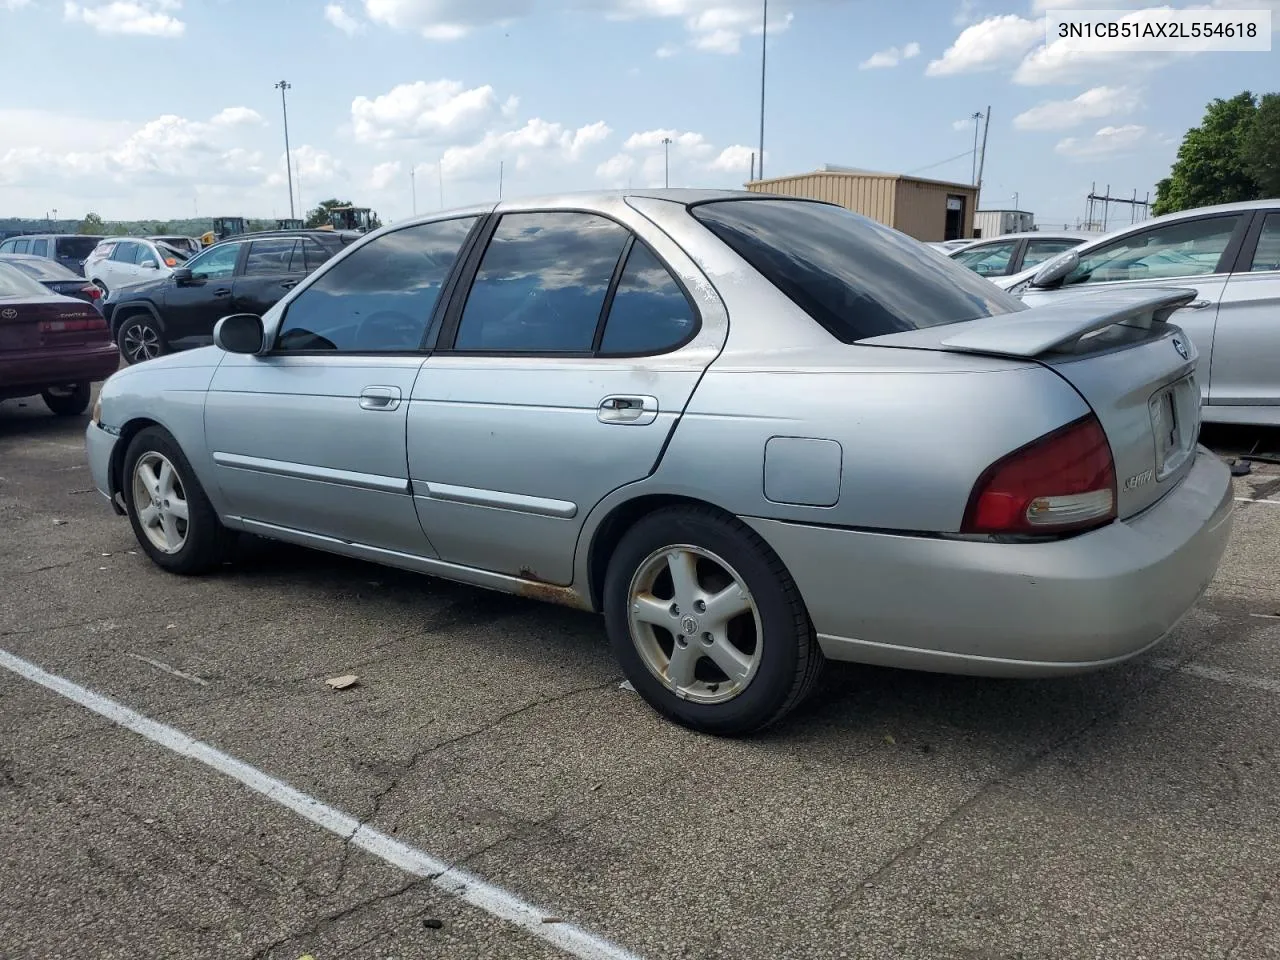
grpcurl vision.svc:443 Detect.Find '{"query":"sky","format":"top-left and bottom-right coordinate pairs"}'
top-left (0, 0), bottom-right (1276, 227)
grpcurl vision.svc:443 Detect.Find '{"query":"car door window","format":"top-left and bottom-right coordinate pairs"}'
top-left (1248, 214), bottom-right (1280, 272)
top-left (1022, 239), bottom-right (1081, 269)
top-left (136, 244), bottom-right (159, 268)
top-left (243, 238), bottom-right (299, 276)
top-left (1065, 216), bottom-right (1243, 286)
top-left (952, 241), bottom-right (1017, 276)
top-left (13, 239), bottom-right (30, 254)
top-left (598, 242), bottom-right (697, 354)
top-left (275, 216), bottom-right (477, 353)
top-left (186, 243), bottom-right (241, 280)
top-left (454, 211), bottom-right (629, 352)
top-left (300, 238), bottom-right (333, 272)
top-left (30, 239), bottom-right (48, 257)
top-left (0, 241), bottom-right (13, 254)
top-left (110, 242), bottom-right (139, 264)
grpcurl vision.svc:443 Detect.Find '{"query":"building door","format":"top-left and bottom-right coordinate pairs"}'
top-left (944, 195), bottom-right (966, 241)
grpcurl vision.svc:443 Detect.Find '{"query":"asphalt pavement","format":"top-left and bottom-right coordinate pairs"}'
top-left (2, 391), bottom-right (1279, 960)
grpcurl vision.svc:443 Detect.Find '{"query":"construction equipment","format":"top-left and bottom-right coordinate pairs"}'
top-left (201, 216), bottom-right (248, 247)
top-left (326, 206), bottom-right (377, 233)
top-left (275, 218), bottom-right (304, 230)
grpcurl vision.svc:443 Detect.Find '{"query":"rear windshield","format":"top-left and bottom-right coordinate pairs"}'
top-left (0, 261), bottom-right (51, 298)
top-left (155, 242), bottom-right (191, 262)
top-left (691, 199), bottom-right (1024, 343)
top-left (3, 257), bottom-right (78, 280)
top-left (54, 237), bottom-right (104, 260)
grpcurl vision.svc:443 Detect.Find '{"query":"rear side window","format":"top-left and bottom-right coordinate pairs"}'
top-left (0, 240), bottom-right (13, 253)
top-left (55, 237), bottom-right (104, 261)
top-left (111, 243), bottom-right (140, 264)
top-left (243, 238), bottom-right (299, 276)
top-left (301, 238), bottom-right (332, 272)
top-left (13, 239), bottom-right (30, 254)
top-left (1249, 214), bottom-right (1280, 272)
top-left (599, 242), bottom-right (696, 354)
top-left (30, 239), bottom-right (49, 257)
top-left (691, 199), bottom-right (1023, 343)
top-left (276, 217), bottom-right (477, 353)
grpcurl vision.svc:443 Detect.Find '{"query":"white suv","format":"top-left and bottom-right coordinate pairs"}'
top-left (84, 237), bottom-right (191, 298)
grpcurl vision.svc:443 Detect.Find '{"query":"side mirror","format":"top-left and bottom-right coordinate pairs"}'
top-left (140, 260), bottom-right (158, 270)
top-left (172, 267), bottom-right (193, 284)
top-left (213, 314), bottom-right (266, 355)
top-left (1030, 250), bottom-right (1079, 289)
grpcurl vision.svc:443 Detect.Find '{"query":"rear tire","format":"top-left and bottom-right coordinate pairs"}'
top-left (603, 505), bottom-right (824, 736)
top-left (41, 383), bottom-right (91, 417)
top-left (121, 426), bottom-right (234, 575)
top-left (117, 314), bottom-right (166, 365)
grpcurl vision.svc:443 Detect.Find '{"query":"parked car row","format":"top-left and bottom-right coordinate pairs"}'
top-left (83, 189), bottom-right (1237, 736)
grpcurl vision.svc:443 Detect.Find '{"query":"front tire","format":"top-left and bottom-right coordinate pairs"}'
top-left (121, 426), bottom-right (234, 575)
top-left (117, 313), bottom-right (166, 364)
top-left (603, 505), bottom-right (824, 736)
top-left (41, 383), bottom-right (91, 416)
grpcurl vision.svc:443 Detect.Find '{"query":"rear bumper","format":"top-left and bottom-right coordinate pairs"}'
top-left (743, 445), bottom-right (1234, 677)
top-left (0, 344), bottom-right (120, 397)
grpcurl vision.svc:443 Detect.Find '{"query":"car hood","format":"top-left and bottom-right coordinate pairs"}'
top-left (108, 344), bottom-right (224, 382)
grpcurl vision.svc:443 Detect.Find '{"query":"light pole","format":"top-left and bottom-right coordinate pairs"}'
top-left (970, 110), bottom-right (983, 185)
top-left (758, 0), bottom-right (767, 181)
top-left (275, 80), bottom-right (296, 219)
top-left (411, 165), bottom-right (417, 215)
top-left (661, 137), bottom-right (672, 188)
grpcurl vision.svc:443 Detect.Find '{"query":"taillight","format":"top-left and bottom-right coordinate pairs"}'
top-left (39, 315), bottom-right (107, 334)
top-left (82, 285), bottom-right (102, 300)
top-left (962, 414), bottom-right (1117, 536)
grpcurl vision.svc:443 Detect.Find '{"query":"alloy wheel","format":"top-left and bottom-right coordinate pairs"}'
top-left (122, 322), bottom-right (160, 363)
top-left (131, 452), bottom-right (189, 554)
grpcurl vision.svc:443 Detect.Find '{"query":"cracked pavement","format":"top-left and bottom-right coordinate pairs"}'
top-left (2, 391), bottom-right (1280, 959)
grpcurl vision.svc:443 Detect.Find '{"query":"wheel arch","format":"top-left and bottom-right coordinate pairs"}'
top-left (110, 302), bottom-right (166, 340)
top-left (108, 417), bottom-right (164, 500)
top-left (582, 492), bottom-right (740, 612)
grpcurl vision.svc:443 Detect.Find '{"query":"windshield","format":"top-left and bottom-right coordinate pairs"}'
top-left (1, 256), bottom-right (79, 281)
top-left (691, 199), bottom-right (1024, 343)
top-left (0, 260), bottom-right (53, 297)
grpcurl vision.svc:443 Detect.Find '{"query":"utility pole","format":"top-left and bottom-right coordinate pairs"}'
top-left (758, 0), bottom-right (768, 181)
top-left (750, 151), bottom-right (756, 182)
top-left (499, 160), bottom-right (504, 199)
top-left (970, 111), bottom-right (983, 184)
top-left (411, 166), bottom-right (417, 215)
top-left (662, 137), bottom-right (673, 188)
top-left (438, 160), bottom-right (444, 210)
top-left (976, 105), bottom-right (990, 207)
top-left (274, 80), bottom-right (296, 219)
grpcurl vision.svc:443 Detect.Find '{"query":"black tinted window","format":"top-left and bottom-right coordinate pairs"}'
top-left (600, 243), bottom-right (696, 354)
top-left (454, 212), bottom-right (629, 352)
top-left (56, 237), bottom-right (103, 260)
top-left (244, 239), bottom-right (299, 276)
top-left (692, 200), bottom-right (1023, 343)
top-left (276, 217), bottom-right (476, 353)
top-left (302, 238), bottom-right (333, 272)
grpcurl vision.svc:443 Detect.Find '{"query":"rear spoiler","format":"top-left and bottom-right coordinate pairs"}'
top-left (864, 288), bottom-right (1198, 359)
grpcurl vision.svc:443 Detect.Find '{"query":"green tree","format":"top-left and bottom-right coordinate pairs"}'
top-left (1242, 92), bottom-right (1280, 198)
top-left (1154, 92), bottom-right (1262, 215)
top-left (78, 212), bottom-right (106, 235)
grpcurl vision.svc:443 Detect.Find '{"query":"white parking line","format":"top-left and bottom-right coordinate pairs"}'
top-left (0, 647), bottom-right (641, 960)
top-left (1234, 497), bottom-right (1280, 505)
top-left (1148, 657), bottom-right (1280, 696)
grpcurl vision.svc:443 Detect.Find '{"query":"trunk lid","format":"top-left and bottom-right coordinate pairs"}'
top-left (0, 295), bottom-right (110, 352)
top-left (861, 287), bottom-right (1201, 520)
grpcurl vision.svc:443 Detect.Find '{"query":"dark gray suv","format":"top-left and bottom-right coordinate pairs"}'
top-left (0, 234), bottom-right (106, 276)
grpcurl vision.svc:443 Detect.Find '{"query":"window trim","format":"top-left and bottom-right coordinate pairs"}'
top-left (266, 214), bottom-right (487, 358)
top-left (1064, 212), bottom-right (1252, 288)
top-left (951, 238), bottom-right (1020, 276)
top-left (435, 207), bottom-right (703, 360)
top-left (242, 237), bottom-right (301, 278)
top-left (1230, 209), bottom-right (1280, 275)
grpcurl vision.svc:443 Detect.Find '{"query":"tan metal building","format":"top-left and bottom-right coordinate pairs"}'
top-left (745, 165), bottom-right (980, 242)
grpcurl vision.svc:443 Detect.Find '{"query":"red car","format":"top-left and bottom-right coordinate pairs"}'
top-left (0, 261), bottom-right (119, 416)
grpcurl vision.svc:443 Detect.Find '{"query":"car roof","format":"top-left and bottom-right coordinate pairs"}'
top-left (5, 233), bottom-right (105, 241)
top-left (0, 252), bottom-right (55, 261)
top-left (963, 231), bottom-right (1097, 243)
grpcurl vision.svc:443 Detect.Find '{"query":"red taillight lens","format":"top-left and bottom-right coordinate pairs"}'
top-left (962, 415), bottom-right (1117, 536)
top-left (39, 315), bottom-right (108, 334)
top-left (82, 285), bottom-right (102, 300)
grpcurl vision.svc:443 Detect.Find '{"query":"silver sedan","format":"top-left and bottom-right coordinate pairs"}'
top-left (85, 190), bottom-right (1234, 735)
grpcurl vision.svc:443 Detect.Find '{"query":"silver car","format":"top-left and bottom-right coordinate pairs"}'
top-left (85, 190), bottom-right (1234, 735)
top-left (948, 230), bottom-right (1095, 279)
top-left (993, 199), bottom-right (1280, 427)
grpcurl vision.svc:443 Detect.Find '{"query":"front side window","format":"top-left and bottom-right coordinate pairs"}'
top-left (1022, 239), bottom-right (1082, 269)
top-left (186, 242), bottom-right (241, 280)
top-left (275, 216), bottom-right (477, 353)
top-left (1065, 216), bottom-right (1242, 286)
top-left (692, 199), bottom-right (1022, 343)
top-left (599, 242), bottom-right (696, 354)
top-left (0, 240), bottom-right (14, 253)
top-left (137, 244), bottom-right (159, 268)
top-left (110, 242), bottom-right (140, 264)
top-left (1249, 214), bottom-right (1280, 272)
top-left (951, 241), bottom-right (1017, 277)
top-left (13, 239), bottom-right (30, 254)
top-left (244, 239), bottom-right (299, 277)
top-left (453, 212), bottom-right (629, 352)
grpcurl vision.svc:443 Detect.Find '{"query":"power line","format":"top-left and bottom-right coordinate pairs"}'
top-left (906, 149), bottom-right (973, 176)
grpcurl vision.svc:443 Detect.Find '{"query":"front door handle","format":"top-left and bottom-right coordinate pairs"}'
top-left (1184, 299), bottom-right (1213, 309)
top-left (598, 395), bottom-right (658, 425)
top-left (213, 288), bottom-right (231, 298)
top-left (359, 385), bottom-right (402, 411)
top-left (280, 279), bottom-right (300, 289)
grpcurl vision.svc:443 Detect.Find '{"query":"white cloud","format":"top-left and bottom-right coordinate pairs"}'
top-left (1054, 124), bottom-right (1147, 159)
top-left (324, 2), bottom-right (363, 34)
top-left (655, 42), bottom-right (679, 57)
top-left (351, 80), bottom-right (501, 143)
top-left (708, 144), bottom-right (755, 175)
top-left (596, 153), bottom-right (636, 186)
top-left (1013, 86), bottom-right (1141, 131)
top-left (859, 41), bottom-right (920, 69)
top-left (566, 120), bottom-right (611, 159)
top-left (210, 107), bottom-right (266, 128)
top-left (952, 117), bottom-right (979, 132)
top-left (623, 129), bottom-right (712, 155)
top-left (369, 160), bottom-right (403, 190)
top-left (3, 0), bottom-right (33, 9)
top-left (440, 118), bottom-right (611, 180)
top-left (682, 4), bottom-right (793, 54)
top-left (63, 0), bottom-right (184, 36)
top-left (362, 0), bottom-right (527, 39)
top-left (926, 15), bottom-right (1041, 76)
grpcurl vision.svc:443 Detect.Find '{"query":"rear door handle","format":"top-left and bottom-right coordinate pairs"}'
top-left (280, 279), bottom-right (300, 289)
top-left (598, 395), bottom-right (658, 425)
top-left (359, 385), bottom-right (402, 411)
top-left (213, 288), bottom-right (231, 298)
